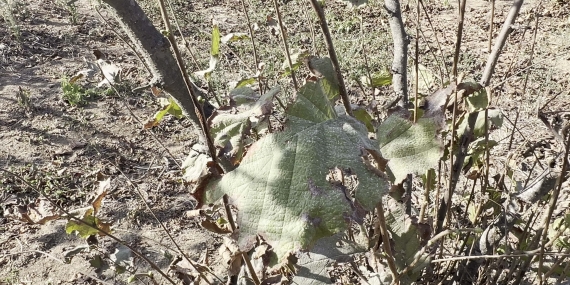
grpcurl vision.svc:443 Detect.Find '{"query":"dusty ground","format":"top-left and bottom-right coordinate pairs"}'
top-left (0, 0), bottom-right (569, 284)
top-left (0, 0), bottom-right (223, 284)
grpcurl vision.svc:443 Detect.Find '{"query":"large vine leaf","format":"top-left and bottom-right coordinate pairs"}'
top-left (197, 67), bottom-right (388, 263)
top-left (377, 114), bottom-right (443, 184)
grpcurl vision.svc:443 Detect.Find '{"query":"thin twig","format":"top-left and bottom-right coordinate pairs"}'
top-left (89, 144), bottom-right (219, 284)
top-left (488, 0), bottom-right (495, 53)
top-left (303, 0), bottom-right (319, 56)
top-left (239, 0), bottom-right (259, 69)
top-left (156, 0), bottom-right (223, 172)
top-left (308, 0), bottom-right (353, 116)
top-left (484, 87), bottom-right (491, 195)
top-left (376, 200), bottom-right (400, 283)
top-left (223, 195), bottom-right (237, 232)
top-left (413, 0), bottom-right (420, 123)
top-left (418, 169), bottom-right (432, 224)
top-left (521, 5), bottom-right (540, 94)
top-left (451, 0), bottom-right (467, 78)
top-left (438, 0), bottom-right (466, 233)
top-left (432, 251), bottom-right (570, 263)
top-left (360, 17), bottom-right (374, 99)
top-left (400, 228), bottom-right (482, 276)
top-left (94, 6), bottom-right (152, 76)
top-left (166, 0), bottom-right (199, 68)
top-left (273, 0), bottom-right (298, 91)
top-left (538, 133), bottom-right (570, 283)
top-left (419, 0), bottom-right (449, 81)
top-left (507, 108), bottom-right (519, 151)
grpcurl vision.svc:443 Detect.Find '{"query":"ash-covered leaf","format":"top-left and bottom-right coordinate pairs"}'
top-left (360, 69), bottom-right (392, 88)
top-left (182, 144), bottom-right (213, 183)
top-left (208, 86), bottom-right (279, 164)
top-left (197, 67), bottom-right (388, 263)
top-left (377, 115), bottom-right (443, 184)
top-left (305, 57), bottom-right (339, 101)
top-left (110, 245), bottom-right (133, 274)
top-left (457, 109), bottom-right (503, 138)
top-left (221, 32), bottom-right (249, 43)
top-left (293, 233), bottom-right (366, 285)
top-left (385, 198), bottom-right (430, 282)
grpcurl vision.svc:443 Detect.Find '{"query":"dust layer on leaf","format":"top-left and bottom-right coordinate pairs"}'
top-left (195, 57), bottom-right (388, 264)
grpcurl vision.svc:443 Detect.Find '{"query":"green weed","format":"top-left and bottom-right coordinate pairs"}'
top-left (0, 0), bottom-right (21, 39)
top-left (60, 77), bottom-right (98, 106)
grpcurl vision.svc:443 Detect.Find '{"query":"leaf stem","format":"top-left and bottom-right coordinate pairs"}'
top-left (308, 0), bottom-right (353, 117)
top-left (156, 0), bottom-right (223, 172)
top-left (273, 0), bottom-right (298, 91)
top-left (375, 200), bottom-right (400, 284)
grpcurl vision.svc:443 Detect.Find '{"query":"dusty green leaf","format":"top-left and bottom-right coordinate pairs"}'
top-left (198, 77), bottom-right (388, 263)
top-left (65, 211), bottom-right (101, 238)
top-left (353, 107), bottom-right (375, 132)
top-left (293, 234), bottom-right (366, 285)
top-left (235, 77), bottom-right (256, 88)
top-left (385, 198), bottom-right (430, 282)
top-left (144, 97), bottom-right (184, 129)
top-left (458, 109), bottom-right (503, 138)
top-left (361, 70), bottom-right (392, 88)
top-left (465, 87), bottom-right (489, 112)
top-left (208, 86), bottom-right (279, 164)
top-left (306, 57), bottom-right (339, 101)
top-left (377, 115), bottom-right (442, 184)
top-left (466, 139), bottom-right (498, 166)
top-left (282, 50), bottom-right (308, 75)
top-left (221, 32), bottom-right (249, 43)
